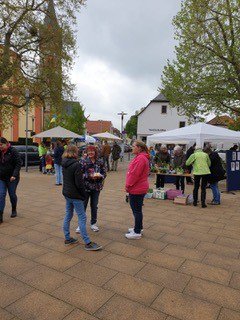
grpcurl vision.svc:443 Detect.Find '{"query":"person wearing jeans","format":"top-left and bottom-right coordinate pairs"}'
top-left (53, 140), bottom-right (64, 185)
top-left (0, 137), bottom-right (21, 223)
top-left (129, 194), bottom-right (145, 234)
top-left (62, 146), bottom-right (101, 251)
top-left (204, 146), bottom-right (225, 205)
top-left (77, 145), bottom-right (106, 233)
top-left (186, 145), bottom-right (211, 208)
top-left (125, 140), bottom-right (150, 239)
top-left (210, 182), bottom-right (221, 204)
top-left (63, 197), bottom-right (90, 244)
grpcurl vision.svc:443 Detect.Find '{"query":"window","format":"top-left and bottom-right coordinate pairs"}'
top-left (179, 121), bottom-right (186, 128)
top-left (161, 105), bottom-right (167, 114)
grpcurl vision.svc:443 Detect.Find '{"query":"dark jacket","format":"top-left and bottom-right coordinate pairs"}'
top-left (62, 158), bottom-right (86, 200)
top-left (53, 146), bottom-right (64, 165)
top-left (0, 146), bottom-right (21, 181)
top-left (111, 144), bottom-right (121, 160)
top-left (154, 151), bottom-right (171, 166)
top-left (173, 153), bottom-right (186, 169)
top-left (186, 146), bottom-right (195, 170)
top-left (208, 151), bottom-right (226, 184)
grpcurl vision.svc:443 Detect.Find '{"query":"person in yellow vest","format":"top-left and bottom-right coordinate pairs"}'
top-left (38, 142), bottom-right (47, 173)
top-left (186, 144), bottom-right (211, 208)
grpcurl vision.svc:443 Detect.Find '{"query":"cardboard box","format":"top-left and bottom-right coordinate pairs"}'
top-left (173, 195), bottom-right (188, 205)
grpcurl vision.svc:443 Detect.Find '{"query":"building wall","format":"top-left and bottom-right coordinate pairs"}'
top-left (2, 106), bottom-right (43, 143)
top-left (137, 102), bottom-right (188, 140)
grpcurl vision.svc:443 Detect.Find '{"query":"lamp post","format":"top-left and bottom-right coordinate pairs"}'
top-left (117, 111), bottom-right (127, 137)
top-left (25, 89), bottom-right (30, 172)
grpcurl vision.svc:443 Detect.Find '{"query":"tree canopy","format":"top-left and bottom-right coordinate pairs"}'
top-left (0, 0), bottom-right (85, 129)
top-left (45, 101), bottom-right (86, 135)
top-left (125, 114), bottom-right (138, 138)
top-left (161, 0), bottom-right (240, 118)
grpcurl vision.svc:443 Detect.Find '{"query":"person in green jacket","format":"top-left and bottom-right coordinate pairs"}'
top-left (186, 144), bottom-right (211, 208)
top-left (38, 142), bottom-right (47, 173)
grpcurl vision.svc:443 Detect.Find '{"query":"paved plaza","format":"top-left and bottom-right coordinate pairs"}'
top-left (0, 161), bottom-right (240, 320)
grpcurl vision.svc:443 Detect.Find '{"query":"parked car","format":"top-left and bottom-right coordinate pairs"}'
top-left (14, 145), bottom-right (40, 166)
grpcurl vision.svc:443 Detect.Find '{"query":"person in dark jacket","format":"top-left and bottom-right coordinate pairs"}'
top-left (62, 146), bottom-right (102, 251)
top-left (0, 137), bottom-right (22, 223)
top-left (172, 145), bottom-right (186, 194)
top-left (185, 143), bottom-right (196, 184)
top-left (204, 146), bottom-right (225, 205)
top-left (53, 140), bottom-right (64, 185)
top-left (154, 145), bottom-right (171, 188)
top-left (111, 142), bottom-right (121, 171)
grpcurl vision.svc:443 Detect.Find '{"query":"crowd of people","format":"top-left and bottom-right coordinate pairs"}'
top-left (151, 143), bottom-right (226, 207)
top-left (0, 135), bottom-right (234, 247)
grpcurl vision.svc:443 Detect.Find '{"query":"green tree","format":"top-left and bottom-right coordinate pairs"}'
top-left (161, 0), bottom-right (240, 118)
top-left (45, 101), bottom-right (86, 134)
top-left (0, 0), bottom-right (85, 129)
top-left (125, 114), bottom-right (138, 138)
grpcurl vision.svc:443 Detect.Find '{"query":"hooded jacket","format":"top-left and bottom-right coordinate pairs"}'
top-left (186, 149), bottom-right (211, 175)
top-left (62, 158), bottom-right (86, 200)
top-left (0, 146), bottom-right (21, 181)
top-left (126, 152), bottom-right (149, 194)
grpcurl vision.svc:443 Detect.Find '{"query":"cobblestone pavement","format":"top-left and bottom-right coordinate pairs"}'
top-left (0, 160), bottom-right (240, 320)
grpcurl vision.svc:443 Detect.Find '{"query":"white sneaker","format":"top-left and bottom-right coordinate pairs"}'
top-left (128, 228), bottom-right (143, 234)
top-left (75, 226), bottom-right (80, 234)
top-left (125, 231), bottom-right (142, 239)
top-left (90, 224), bottom-right (99, 232)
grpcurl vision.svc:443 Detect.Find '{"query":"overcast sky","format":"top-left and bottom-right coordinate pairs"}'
top-left (71, 0), bottom-right (181, 130)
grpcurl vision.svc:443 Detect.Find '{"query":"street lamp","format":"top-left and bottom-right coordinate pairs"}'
top-left (117, 111), bottom-right (127, 136)
top-left (25, 89), bottom-right (30, 172)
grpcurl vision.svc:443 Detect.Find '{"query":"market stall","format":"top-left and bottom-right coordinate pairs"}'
top-left (34, 126), bottom-right (83, 139)
top-left (92, 132), bottom-right (122, 141)
top-left (147, 122), bottom-right (240, 147)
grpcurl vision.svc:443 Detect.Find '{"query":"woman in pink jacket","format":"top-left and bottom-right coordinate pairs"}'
top-left (125, 140), bottom-right (149, 239)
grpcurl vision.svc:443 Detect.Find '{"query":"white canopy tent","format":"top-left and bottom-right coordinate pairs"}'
top-left (147, 123), bottom-right (240, 147)
top-left (33, 126), bottom-right (83, 139)
top-left (92, 132), bottom-right (122, 141)
top-left (84, 135), bottom-right (96, 143)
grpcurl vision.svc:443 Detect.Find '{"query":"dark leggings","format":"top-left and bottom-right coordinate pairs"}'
top-left (156, 175), bottom-right (165, 188)
top-left (193, 175), bottom-right (208, 205)
top-left (129, 194), bottom-right (145, 234)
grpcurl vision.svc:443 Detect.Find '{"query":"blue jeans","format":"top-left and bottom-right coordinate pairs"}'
top-left (84, 190), bottom-right (100, 225)
top-left (0, 178), bottom-right (19, 212)
top-left (210, 182), bottom-right (221, 204)
top-left (129, 194), bottom-right (145, 234)
top-left (63, 197), bottom-right (91, 244)
top-left (54, 164), bottom-right (62, 184)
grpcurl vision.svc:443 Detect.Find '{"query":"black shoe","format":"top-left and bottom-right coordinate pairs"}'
top-left (210, 202), bottom-right (220, 205)
top-left (193, 202), bottom-right (197, 206)
top-left (202, 204), bottom-right (207, 208)
top-left (64, 237), bottom-right (79, 245)
top-left (0, 211), bottom-right (3, 224)
top-left (11, 211), bottom-right (17, 218)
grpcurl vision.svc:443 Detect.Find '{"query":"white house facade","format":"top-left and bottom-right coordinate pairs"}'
top-left (137, 93), bottom-right (189, 142)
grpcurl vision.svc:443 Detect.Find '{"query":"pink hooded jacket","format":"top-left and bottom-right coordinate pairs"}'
top-left (126, 152), bottom-right (149, 194)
